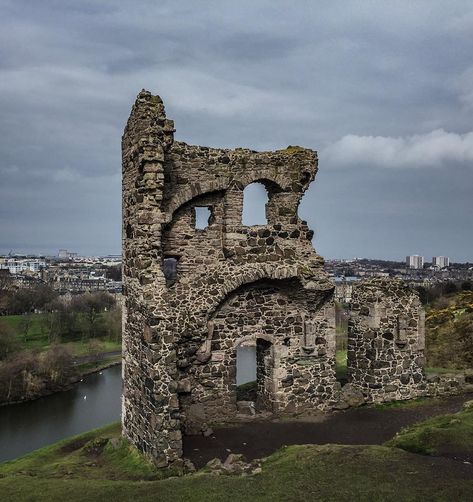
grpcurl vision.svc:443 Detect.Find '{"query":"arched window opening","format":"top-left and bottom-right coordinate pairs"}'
top-left (163, 256), bottom-right (179, 285)
top-left (194, 206), bottom-right (212, 230)
top-left (242, 182), bottom-right (268, 226)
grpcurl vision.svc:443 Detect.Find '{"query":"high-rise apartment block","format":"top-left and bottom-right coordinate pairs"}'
top-left (432, 256), bottom-right (450, 269)
top-left (406, 255), bottom-right (424, 269)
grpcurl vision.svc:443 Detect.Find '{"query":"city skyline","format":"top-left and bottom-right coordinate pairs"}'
top-left (1, 1), bottom-right (473, 261)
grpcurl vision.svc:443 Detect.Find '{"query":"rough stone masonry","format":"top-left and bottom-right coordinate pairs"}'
top-left (122, 90), bottom-right (427, 467)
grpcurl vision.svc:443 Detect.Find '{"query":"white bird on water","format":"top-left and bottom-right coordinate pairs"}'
top-left (83, 395), bottom-right (87, 400)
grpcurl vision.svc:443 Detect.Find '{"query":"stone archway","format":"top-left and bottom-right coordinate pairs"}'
top-left (178, 278), bottom-right (337, 434)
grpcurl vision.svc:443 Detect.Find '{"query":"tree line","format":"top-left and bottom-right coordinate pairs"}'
top-left (0, 280), bottom-right (122, 404)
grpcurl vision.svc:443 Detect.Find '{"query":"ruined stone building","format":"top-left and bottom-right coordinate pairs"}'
top-left (122, 91), bottom-right (426, 466)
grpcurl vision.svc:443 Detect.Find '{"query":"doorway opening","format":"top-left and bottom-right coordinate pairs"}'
top-left (236, 343), bottom-right (257, 402)
top-left (235, 338), bottom-right (274, 413)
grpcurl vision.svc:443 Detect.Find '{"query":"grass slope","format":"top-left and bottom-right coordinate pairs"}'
top-left (1, 423), bottom-right (472, 501)
top-left (387, 400), bottom-right (473, 461)
top-left (0, 423), bottom-right (161, 481)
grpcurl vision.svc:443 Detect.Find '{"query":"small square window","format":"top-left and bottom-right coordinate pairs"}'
top-left (194, 206), bottom-right (212, 230)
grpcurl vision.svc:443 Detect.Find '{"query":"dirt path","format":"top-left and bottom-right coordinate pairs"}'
top-left (184, 393), bottom-right (473, 468)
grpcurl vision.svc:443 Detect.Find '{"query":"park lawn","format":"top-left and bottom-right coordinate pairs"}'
top-left (3, 314), bottom-right (121, 356)
top-left (1, 422), bottom-right (473, 502)
top-left (63, 339), bottom-right (122, 357)
top-left (3, 313), bottom-right (49, 350)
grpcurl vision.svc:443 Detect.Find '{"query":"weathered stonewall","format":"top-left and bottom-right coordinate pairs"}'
top-left (121, 90), bottom-right (427, 467)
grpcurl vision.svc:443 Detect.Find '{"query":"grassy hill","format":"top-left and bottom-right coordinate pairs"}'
top-left (1, 414), bottom-right (473, 502)
top-left (425, 291), bottom-right (473, 370)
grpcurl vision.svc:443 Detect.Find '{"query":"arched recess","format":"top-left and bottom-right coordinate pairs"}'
top-left (161, 190), bottom-right (226, 280)
top-left (163, 181), bottom-right (231, 223)
top-left (201, 266), bottom-right (334, 327)
top-left (177, 277), bottom-right (336, 433)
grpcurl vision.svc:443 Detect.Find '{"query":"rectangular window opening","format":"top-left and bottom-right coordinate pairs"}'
top-left (163, 256), bottom-right (179, 285)
top-left (194, 206), bottom-right (212, 230)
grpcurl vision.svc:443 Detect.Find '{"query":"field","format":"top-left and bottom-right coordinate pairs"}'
top-left (3, 313), bottom-right (121, 357)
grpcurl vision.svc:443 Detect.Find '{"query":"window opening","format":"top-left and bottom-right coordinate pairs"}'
top-left (194, 206), bottom-right (212, 230)
top-left (242, 183), bottom-right (268, 225)
top-left (163, 257), bottom-right (178, 285)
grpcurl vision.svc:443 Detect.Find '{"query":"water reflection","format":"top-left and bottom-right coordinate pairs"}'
top-left (0, 365), bottom-right (122, 463)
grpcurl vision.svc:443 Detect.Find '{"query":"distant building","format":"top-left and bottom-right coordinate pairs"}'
top-left (58, 249), bottom-right (77, 259)
top-left (432, 256), bottom-right (450, 269)
top-left (406, 255), bottom-right (424, 269)
top-left (0, 258), bottom-right (46, 274)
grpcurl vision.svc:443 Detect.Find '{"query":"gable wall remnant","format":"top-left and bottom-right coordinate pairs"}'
top-left (347, 279), bottom-right (426, 402)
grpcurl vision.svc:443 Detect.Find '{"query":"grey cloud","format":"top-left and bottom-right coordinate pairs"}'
top-left (0, 0), bottom-right (472, 260)
top-left (323, 129), bottom-right (473, 169)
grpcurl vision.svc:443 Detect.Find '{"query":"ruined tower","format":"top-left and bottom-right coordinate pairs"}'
top-left (122, 91), bottom-right (337, 465)
top-left (122, 91), bottom-right (426, 466)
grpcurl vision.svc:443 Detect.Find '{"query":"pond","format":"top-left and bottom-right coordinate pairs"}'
top-left (0, 349), bottom-right (257, 463)
top-left (0, 365), bottom-right (122, 463)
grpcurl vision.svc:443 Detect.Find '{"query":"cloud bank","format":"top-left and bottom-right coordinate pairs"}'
top-left (0, 0), bottom-right (472, 260)
top-left (323, 129), bottom-right (473, 169)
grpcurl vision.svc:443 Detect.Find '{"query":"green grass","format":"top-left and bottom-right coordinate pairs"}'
top-left (3, 314), bottom-right (121, 356)
top-left (0, 423), bottom-right (162, 481)
top-left (4, 314), bottom-right (49, 350)
top-left (76, 355), bottom-right (122, 373)
top-left (236, 380), bottom-right (257, 401)
top-left (336, 349), bottom-right (347, 382)
top-left (386, 401), bottom-right (473, 456)
top-left (374, 396), bottom-right (439, 410)
top-left (425, 367), bottom-right (465, 375)
top-left (1, 433), bottom-right (473, 501)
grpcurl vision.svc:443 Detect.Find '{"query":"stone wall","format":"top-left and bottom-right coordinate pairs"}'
top-left (347, 278), bottom-right (426, 403)
top-left (122, 91), bottom-right (336, 466)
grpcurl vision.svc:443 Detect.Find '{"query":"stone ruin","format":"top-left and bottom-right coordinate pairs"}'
top-left (122, 90), bottom-right (427, 467)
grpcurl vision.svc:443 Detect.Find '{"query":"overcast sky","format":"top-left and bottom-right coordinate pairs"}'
top-left (1, 0), bottom-right (472, 261)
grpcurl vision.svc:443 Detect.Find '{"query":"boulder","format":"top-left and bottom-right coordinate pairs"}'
top-left (340, 384), bottom-right (365, 407)
top-left (206, 458), bottom-right (224, 472)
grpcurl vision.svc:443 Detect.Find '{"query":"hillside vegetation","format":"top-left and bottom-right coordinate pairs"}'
top-left (1, 418), bottom-right (473, 501)
top-left (425, 291), bottom-right (473, 369)
top-left (387, 400), bottom-right (473, 462)
top-left (0, 290), bottom-right (121, 404)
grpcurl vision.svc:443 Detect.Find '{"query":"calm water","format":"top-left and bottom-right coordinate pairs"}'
top-left (0, 365), bottom-right (122, 463)
top-left (0, 350), bottom-right (256, 463)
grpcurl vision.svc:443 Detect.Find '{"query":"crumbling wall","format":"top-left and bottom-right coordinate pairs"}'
top-left (347, 279), bottom-right (426, 403)
top-left (122, 91), bottom-right (431, 468)
top-left (122, 91), bottom-right (336, 466)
